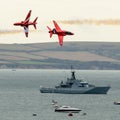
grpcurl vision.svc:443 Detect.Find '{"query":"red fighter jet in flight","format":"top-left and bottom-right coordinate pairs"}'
top-left (13, 10), bottom-right (38, 37)
top-left (47, 20), bottom-right (74, 46)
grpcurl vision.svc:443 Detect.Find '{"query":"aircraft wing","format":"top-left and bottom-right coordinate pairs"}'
top-left (58, 35), bottom-right (63, 46)
top-left (24, 10), bottom-right (31, 24)
top-left (24, 26), bottom-right (29, 37)
top-left (53, 20), bottom-right (62, 32)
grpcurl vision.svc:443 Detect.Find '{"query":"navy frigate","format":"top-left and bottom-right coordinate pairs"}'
top-left (40, 69), bottom-right (110, 94)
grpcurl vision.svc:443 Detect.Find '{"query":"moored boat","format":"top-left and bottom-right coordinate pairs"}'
top-left (114, 101), bottom-right (120, 105)
top-left (55, 105), bottom-right (81, 113)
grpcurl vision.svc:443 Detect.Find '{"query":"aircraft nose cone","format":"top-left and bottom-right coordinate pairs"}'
top-left (13, 23), bottom-right (17, 26)
top-left (71, 32), bottom-right (74, 35)
top-left (13, 23), bottom-right (19, 26)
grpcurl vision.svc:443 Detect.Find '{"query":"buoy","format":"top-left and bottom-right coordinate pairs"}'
top-left (33, 113), bottom-right (37, 116)
top-left (52, 100), bottom-right (57, 105)
top-left (82, 113), bottom-right (87, 116)
top-left (68, 112), bottom-right (73, 116)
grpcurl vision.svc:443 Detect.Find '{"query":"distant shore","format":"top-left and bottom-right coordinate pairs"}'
top-left (0, 42), bottom-right (119, 70)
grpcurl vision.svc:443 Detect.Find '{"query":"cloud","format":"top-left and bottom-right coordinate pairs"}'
top-left (59, 19), bottom-right (120, 26)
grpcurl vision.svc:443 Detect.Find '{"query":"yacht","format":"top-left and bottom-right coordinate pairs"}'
top-left (55, 105), bottom-right (81, 113)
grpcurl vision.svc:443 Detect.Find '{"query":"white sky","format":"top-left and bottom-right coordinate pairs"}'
top-left (0, 0), bottom-right (120, 44)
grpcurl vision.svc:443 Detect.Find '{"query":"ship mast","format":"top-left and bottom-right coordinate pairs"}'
top-left (71, 66), bottom-right (76, 80)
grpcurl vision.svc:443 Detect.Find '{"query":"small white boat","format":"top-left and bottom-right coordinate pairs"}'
top-left (114, 101), bottom-right (120, 105)
top-left (55, 105), bottom-right (81, 113)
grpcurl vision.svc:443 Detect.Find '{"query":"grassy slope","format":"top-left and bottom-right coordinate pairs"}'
top-left (0, 42), bottom-right (119, 69)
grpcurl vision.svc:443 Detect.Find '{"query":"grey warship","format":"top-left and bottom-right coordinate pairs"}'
top-left (40, 70), bottom-right (110, 94)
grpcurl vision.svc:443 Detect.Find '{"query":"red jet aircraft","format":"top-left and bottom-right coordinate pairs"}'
top-left (13, 10), bottom-right (38, 37)
top-left (47, 20), bottom-right (74, 46)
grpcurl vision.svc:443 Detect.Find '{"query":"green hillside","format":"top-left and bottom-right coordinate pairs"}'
top-left (0, 42), bottom-right (120, 69)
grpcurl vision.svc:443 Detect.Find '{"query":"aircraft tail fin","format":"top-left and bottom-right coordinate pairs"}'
top-left (47, 26), bottom-right (53, 38)
top-left (33, 17), bottom-right (38, 29)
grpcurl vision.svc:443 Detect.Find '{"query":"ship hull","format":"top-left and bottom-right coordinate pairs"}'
top-left (40, 86), bottom-right (110, 94)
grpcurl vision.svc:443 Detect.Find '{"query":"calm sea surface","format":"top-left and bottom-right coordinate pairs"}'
top-left (0, 69), bottom-right (120, 120)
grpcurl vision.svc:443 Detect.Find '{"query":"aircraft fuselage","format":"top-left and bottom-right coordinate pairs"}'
top-left (51, 28), bottom-right (74, 36)
top-left (14, 22), bottom-right (35, 27)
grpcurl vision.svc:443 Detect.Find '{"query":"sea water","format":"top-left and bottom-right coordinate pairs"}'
top-left (0, 69), bottom-right (120, 120)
